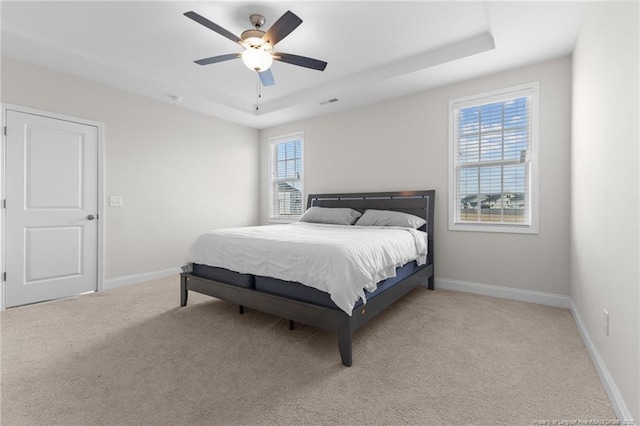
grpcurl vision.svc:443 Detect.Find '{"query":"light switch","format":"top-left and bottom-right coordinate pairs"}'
top-left (109, 196), bottom-right (123, 208)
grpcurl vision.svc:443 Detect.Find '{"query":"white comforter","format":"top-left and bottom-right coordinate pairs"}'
top-left (186, 222), bottom-right (428, 315)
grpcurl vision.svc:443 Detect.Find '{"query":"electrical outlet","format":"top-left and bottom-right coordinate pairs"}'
top-left (109, 196), bottom-right (123, 208)
top-left (603, 309), bottom-right (609, 337)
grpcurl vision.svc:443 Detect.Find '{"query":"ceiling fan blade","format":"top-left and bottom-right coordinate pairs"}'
top-left (259, 69), bottom-right (275, 87)
top-left (194, 53), bottom-right (241, 66)
top-left (184, 11), bottom-right (241, 45)
top-left (274, 53), bottom-right (327, 71)
top-left (262, 11), bottom-right (302, 46)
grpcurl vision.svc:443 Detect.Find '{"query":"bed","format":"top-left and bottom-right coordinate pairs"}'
top-left (180, 190), bottom-right (435, 366)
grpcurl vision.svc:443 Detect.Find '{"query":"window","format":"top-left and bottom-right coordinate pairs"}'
top-left (269, 132), bottom-right (304, 221)
top-left (449, 83), bottom-right (538, 233)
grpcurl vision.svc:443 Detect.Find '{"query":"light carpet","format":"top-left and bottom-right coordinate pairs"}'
top-left (1, 276), bottom-right (615, 425)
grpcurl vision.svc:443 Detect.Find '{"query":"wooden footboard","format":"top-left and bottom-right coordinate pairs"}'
top-left (180, 264), bottom-right (432, 366)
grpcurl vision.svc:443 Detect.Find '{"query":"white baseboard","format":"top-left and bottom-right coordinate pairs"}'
top-left (435, 277), bottom-right (571, 308)
top-left (103, 267), bottom-right (181, 291)
top-left (569, 300), bottom-right (635, 425)
top-left (434, 277), bottom-right (634, 425)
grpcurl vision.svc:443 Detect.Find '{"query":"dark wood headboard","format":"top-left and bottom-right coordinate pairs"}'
top-left (306, 190), bottom-right (435, 264)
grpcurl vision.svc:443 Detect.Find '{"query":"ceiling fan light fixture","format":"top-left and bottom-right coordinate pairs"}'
top-left (242, 48), bottom-right (273, 72)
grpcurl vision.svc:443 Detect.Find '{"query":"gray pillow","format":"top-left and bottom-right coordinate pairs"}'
top-left (355, 209), bottom-right (427, 229)
top-left (299, 207), bottom-right (362, 226)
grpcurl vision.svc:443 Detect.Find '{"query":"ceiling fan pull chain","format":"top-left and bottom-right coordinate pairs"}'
top-left (256, 73), bottom-right (260, 111)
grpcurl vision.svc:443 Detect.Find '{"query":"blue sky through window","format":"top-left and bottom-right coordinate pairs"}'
top-left (458, 97), bottom-right (528, 196)
top-left (276, 140), bottom-right (302, 180)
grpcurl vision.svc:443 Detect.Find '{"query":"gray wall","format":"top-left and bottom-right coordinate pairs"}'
top-left (571, 2), bottom-right (639, 421)
top-left (260, 57), bottom-right (572, 296)
top-left (1, 56), bottom-right (260, 280)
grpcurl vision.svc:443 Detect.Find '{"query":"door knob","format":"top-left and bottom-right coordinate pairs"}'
top-left (88, 214), bottom-right (96, 220)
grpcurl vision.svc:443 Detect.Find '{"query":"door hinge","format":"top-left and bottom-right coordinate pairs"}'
top-left (2, 272), bottom-right (6, 282)
top-left (2, 199), bottom-right (5, 209)
top-left (3, 126), bottom-right (6, 136)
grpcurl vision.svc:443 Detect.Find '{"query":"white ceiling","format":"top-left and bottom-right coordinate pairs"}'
top-left (1, 1), bottom-right (585, 129)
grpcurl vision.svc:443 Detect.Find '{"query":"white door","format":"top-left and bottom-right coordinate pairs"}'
top-left (5, 110), bottom-right (98, 308)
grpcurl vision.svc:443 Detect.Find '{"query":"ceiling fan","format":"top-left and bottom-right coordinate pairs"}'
top-left (184, 10), bottom-right (328, 87)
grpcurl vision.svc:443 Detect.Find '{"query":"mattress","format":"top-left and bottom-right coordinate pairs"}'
top-left (191, 264), bottom-right (255, 289)
top-left (190, 261), bottom-right (423, 310)
top-left (187, 222), bottom-right (428, 315)
top-left (254, 261), bottom-right (423, 309)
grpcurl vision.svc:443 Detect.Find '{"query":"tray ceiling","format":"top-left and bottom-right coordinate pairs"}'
top-left (1, 1), bottom-right (585, 129)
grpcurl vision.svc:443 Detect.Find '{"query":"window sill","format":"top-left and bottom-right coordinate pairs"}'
top-left (449, 222), bottom-right (538, 234)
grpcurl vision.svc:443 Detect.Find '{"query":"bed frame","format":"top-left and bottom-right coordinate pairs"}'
top-left (180, 190), bottom-right (435, 366)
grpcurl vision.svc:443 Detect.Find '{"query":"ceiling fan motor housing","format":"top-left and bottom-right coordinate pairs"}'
top-left (241, 29), bottom-right (269, 49)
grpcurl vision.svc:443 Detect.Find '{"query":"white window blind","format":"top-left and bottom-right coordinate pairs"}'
top-left (449, 83), bottom-right (538, 233)
top-left (270, 133), bottom-right (303, 220)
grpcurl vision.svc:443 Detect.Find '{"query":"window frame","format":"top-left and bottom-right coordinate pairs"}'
top-left (448, 82), bottom-right (539, 234)
top-left (268, 132), bottom-right (304, 223)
